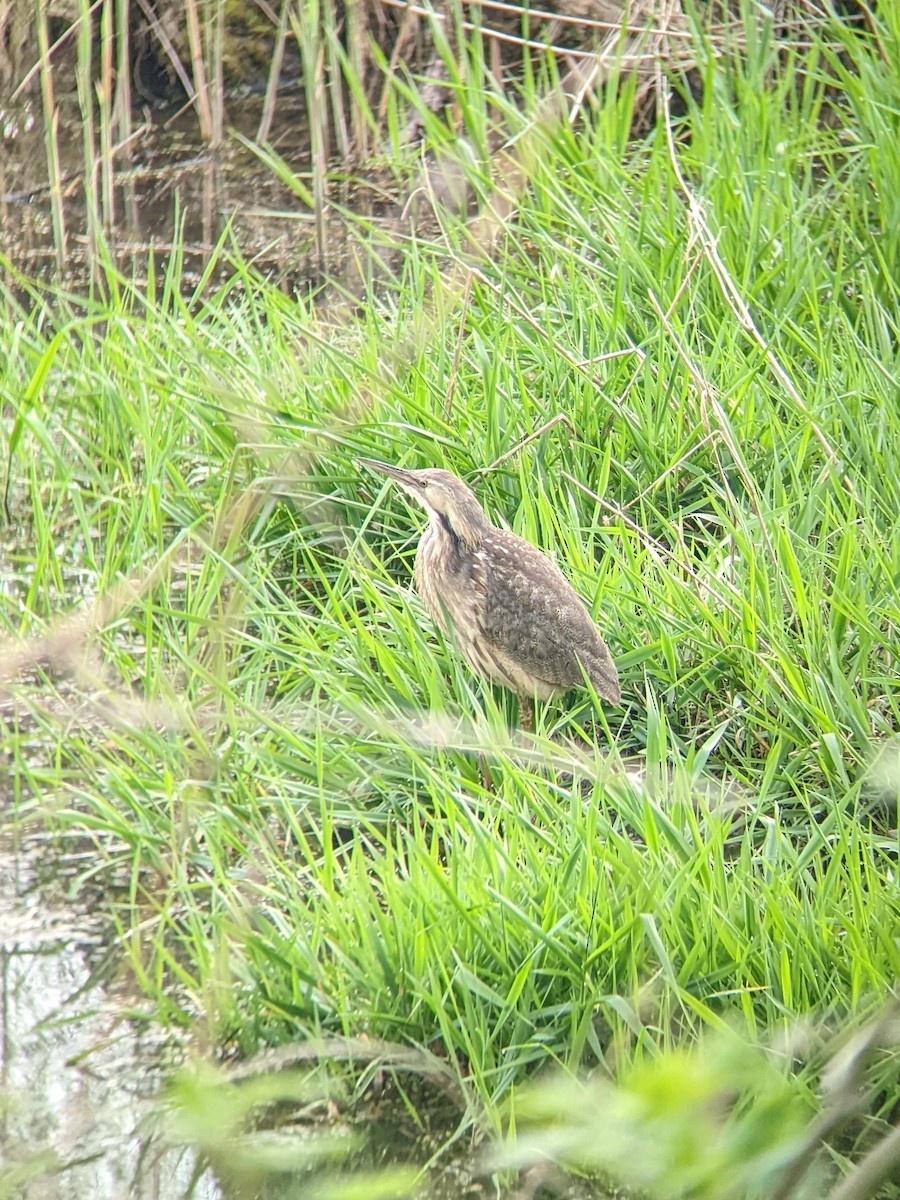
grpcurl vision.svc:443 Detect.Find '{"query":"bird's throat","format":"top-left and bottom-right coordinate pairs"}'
top-left (434, 507), bottom-right (486, 552)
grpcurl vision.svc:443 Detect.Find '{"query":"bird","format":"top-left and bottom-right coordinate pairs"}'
top-left (359, 459), bottom-right (620, 731)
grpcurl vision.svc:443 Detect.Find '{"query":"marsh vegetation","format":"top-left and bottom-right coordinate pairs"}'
top-left (1, 1), bottom-right (898, 1197)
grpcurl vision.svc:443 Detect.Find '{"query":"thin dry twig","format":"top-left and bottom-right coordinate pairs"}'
top-left (389, 0), bottom-right (693, 38)
top-left (258, 0), bottom-right (291, 143)
top-left (476, 413), bottom-right (575, 477)
top-left (135, 0), bottom-right (197, 102)
top-left (36, 0), bottom-right (67, 269)
top-left (183, 0), bottom-right (213, 140)
top-left (647, 288), bottom-right (777, 567)
top-left (13, 0), bottom-right (104, 100)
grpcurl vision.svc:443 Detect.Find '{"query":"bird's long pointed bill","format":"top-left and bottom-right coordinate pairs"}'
top-left (358, 459), bottom-right (420, 489)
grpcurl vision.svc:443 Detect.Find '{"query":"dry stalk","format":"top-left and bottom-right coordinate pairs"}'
top-left (183, 0), bottom-right (213, 141)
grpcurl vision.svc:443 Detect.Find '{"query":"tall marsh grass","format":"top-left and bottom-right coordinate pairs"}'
top-left (1, 2), bottom-right (899, 1196)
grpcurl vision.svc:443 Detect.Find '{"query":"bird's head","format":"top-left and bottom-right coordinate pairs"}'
top-left (359, 459), bottom-right (492, 549)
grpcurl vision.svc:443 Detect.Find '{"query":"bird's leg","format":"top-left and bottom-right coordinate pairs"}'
top-left (519, 695), bottom-right (534, 733)
top-left (479, 753), bottom-right (494, 792)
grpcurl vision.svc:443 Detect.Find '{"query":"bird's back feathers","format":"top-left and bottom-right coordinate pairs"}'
top-left (416, 522), bottom-right (620, 705)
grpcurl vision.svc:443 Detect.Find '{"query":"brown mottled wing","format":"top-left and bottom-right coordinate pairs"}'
top-left (479, 530), bottom-right (620, 703)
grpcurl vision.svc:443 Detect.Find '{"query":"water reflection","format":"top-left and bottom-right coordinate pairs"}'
top-left (0, 92), bottom-right (402, 292)
top-left (0, 849), bottom-right (218, 1199)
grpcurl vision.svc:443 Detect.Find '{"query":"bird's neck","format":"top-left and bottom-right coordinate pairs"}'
top-left (432, 505), bottom-right (490, 552)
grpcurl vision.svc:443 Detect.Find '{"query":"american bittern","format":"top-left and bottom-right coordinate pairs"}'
top-left (360, 460), bottom-right (620, 731)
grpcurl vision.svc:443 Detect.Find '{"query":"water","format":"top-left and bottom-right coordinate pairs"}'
top-left (0, 846), bottom-right (219, 1199)
top-left (0, 92), bottom-right (403, 294)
